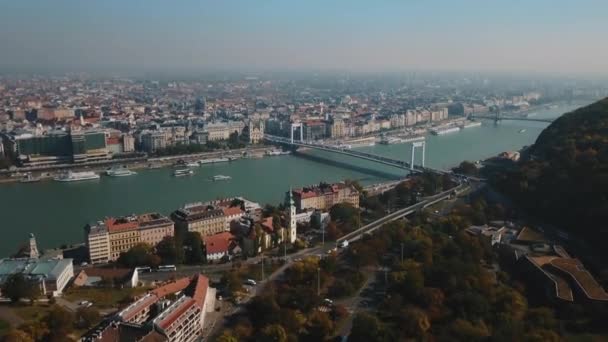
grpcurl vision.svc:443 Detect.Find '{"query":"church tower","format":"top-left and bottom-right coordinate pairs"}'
top-left (286, 189), bottom-right (297, 243)
top-left (29, 233), bottom-right (39, 259)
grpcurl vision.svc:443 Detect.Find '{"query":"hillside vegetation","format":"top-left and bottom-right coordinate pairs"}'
top-left (491, 98), bottom-right (608, 253)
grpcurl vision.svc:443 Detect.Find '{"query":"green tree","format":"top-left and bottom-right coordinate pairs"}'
top-left (258, 324), bottom-right (288, 342)
top-left (216, 331), bottom-right (239, 342)
top-left (183, 232), bottom-right (205, 264)
top-left (303, 311), bottom-right (333, 341)
top-left (1, 273), bottom-right (38, 303)
top-left (1, 329), bottom-right (33, 342)
top-left (19, 320), bottom-right (49, 341)
top-left (44, 306), bottom-right (75, 340)
top-left (75, 306), bottom-right (101, 329)
top-left (117, 243), bottom-right (159, 268)
top-left (156, 236), bottom-right (184, 265)
top-left (349, 313), bottom-right (384, 342)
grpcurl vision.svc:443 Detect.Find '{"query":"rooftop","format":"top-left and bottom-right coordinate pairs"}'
top-left (204, 232), bottom-right (235, 255)
top-left (0, 258), bottom-right (73, 282)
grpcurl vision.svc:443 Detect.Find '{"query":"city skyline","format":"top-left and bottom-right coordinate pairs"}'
top-left (1, 0), bottom-right (608, 75)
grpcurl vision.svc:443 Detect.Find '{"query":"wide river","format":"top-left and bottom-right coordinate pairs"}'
top-left (0, 103), bottom-right (586, 256)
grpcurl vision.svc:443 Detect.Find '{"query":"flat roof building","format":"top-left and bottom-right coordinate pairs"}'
top-left (0, 258), bottom-right (74, 297)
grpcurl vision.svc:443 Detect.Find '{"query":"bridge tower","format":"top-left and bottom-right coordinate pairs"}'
top-left (410, 141), bottom-right (426, 171)
top-left (494, 107), bottom-right (502, 124)
top-left (290, 123), bottom-right (304, 143)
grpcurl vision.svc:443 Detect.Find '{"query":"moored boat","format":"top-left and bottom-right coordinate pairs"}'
top-left (173, 168), bottom-right (194, 177)
top-left (212, 175), bottom-right (232, 181)
top-left (54, 171), bottom-right (100, 182)
top-left (106, 166), bottom-right (137, 177)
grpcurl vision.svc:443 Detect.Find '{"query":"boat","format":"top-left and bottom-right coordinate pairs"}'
top-left (212, 175), bottom-right (232, 181)
top-left (379, 136), bottom-right (402, 145)
top-left (185, 161), bottom-right (200, 167)
top-left (20, 173), bottom-right (41, 183)
top-left (199, 157), bottom-right (229, 165)
top-left (265, 150), bottom-right (291, 156)
top-left (173, 169), bottom-right (194, 177)
top-left (518, 129), bottom-right (527, 133)
top-left (106, 166), bottom-right (137, 177)
top-left (462, 121), bottom-right (482, 129)
top-left (430, 126), bottom-right (461, 135)
top-left (401, 135), bottom-right (426, 143)
top-left (54, 171), bottom-right (100, 182)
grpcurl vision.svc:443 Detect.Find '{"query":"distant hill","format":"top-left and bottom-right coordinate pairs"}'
top-left (491, 98), bottom-right (608, 248)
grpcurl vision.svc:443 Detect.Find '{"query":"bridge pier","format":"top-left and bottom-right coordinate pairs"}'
top-left (410, 141), bottom-right (426, 171)
top-left (290, 123), bottom-right (303, 144)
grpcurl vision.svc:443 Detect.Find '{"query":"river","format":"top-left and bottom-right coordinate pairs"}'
top-left (0, 102), bottom-right (586, 256)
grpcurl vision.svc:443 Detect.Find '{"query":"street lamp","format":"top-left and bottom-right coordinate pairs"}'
top-left (317, 267), bottom-right (321, 296)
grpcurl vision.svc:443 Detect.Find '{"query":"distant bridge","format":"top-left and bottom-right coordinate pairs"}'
top-left (264, 134), bottom-right (445, 175)
top-left (470, 114), bottom-right (554, 123)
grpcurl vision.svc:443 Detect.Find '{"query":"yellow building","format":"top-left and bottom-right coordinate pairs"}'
top-left (85, 213), bottom-right (174, 264)
top-left (292, 182), bottom-right (360, 212)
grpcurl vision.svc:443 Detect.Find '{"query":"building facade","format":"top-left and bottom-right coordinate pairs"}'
top-left (292, 182), bottom-right (360, 211)
top-left (85, 213), bottom-right (174, 264)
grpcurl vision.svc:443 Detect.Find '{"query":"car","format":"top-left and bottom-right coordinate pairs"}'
top-left (79, 300), bottom-right (90, 306)
top-left (244, 279), bottom-right (257, 286)
top-left (323, 298), bottom-right (334, 306)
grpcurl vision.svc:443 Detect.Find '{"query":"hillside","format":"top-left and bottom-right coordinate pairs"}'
top-left (491, 98), bottom-right (608, 249)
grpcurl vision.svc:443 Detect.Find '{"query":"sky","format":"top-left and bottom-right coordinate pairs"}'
top-left (1, 0), bottom-right (607, 75)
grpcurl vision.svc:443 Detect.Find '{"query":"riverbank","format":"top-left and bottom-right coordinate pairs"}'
top-left (0, 146), bottom-right (276, 184)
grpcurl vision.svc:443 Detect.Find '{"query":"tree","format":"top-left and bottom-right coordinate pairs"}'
top-left (1, 329), bottom-right (33, 342)
top-left (304, 311), bottom-right (333, 341)
top-left (257, 324), bottom-right (288, 342)
top-left (216, 331), bottom-right (239, 342)
top-left (247, 295), bottom-right (281, 329)
top-left (349, 313), bottom-right (384, 342)
top-left (329, 203), bottom-right (360, 229)
top-left (1, 273), bottom-right (38, 303)
top-left (117, 243), bottom-right (159, 268)
top-left (44, 306), bottom-right (75, 340)
top-left (156, 236), bottom-right (184, 265)
top-left (453, 161), bottom-right (479, 176)
top-left (399, 306), bottom-right (431, 339)
top-left (19, 320), bottom-right (49, 341)
top-left (76, 306), bottom-right (101, 329)
top-left (183, 232), bottom-right (205, 264)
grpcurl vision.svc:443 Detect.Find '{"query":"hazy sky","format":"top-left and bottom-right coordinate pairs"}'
top-left (1, 0), bottom-right (607, 74)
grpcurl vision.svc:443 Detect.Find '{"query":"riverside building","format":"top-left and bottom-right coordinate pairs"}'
top-left (85, 213), bottom-right (174, 264)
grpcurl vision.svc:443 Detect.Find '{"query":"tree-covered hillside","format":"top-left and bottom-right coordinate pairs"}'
top-left (491, 98), bottom-right (608, 250)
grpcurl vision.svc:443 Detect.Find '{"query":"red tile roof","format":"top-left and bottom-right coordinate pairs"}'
top-left (260, 216), bottom-right (274, 233)
top-left (151, 277), bottom-right (190, 298)
top-left (191, 274), bottom-right (209, 307)
top-left (204, 232), bottom-right (235, 254)
top-left (157, 298), bottom-right (197, 330)
top-left (222, 207), bottom-right (243, 217)
top-left (105, 217), bottom-right (139, 233)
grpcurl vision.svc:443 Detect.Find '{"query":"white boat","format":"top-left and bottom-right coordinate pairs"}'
top-left (173, 169), bottom-right (194, 177)
top-left (431, 126), bottom-right (461, 135)
top-left (266, 150), bottom-right (291, 156)
top-left (380, 136), bottom-right (402, 145)
top-left (198, 157), bottom-right (229, 165)
top-left (401, 135), bottom-right (426, 143)
top-left (212, 175), bottom-right (232, 181)
top-left (185, 162), bottom-right (200, 167)
top-left (106, 167), bottom-right (137, 177)
top-left (20, 173), bottom-right (41, 183)
top-left (462, 121), bottom-right (482, 129)
top-left (54, 171), bottom-right (100, 182)
top-left (518, 129), bottom-right (527, 133)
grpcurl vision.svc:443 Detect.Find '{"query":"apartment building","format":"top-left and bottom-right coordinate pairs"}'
top-left (292, 182), bottom-right (360, 211)
top-left (83, 275), bottom-right (215, 342)
top-left (85, 213), bottom-right (174, 264)
top-left (171, 202), bottom-right (244, 238)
